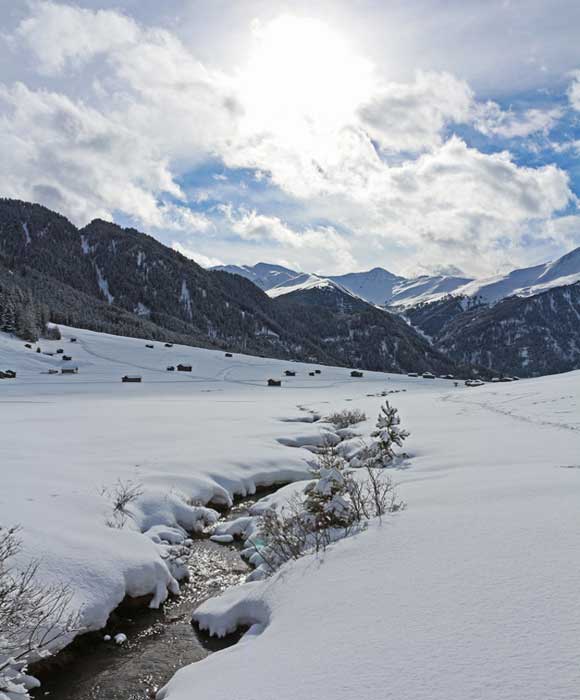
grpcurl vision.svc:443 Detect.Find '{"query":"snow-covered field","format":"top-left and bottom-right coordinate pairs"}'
top-left (2, 327), bottom-right (580, 699)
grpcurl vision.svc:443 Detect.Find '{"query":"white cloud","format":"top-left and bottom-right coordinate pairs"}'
top-left (0, 3), bottom-right (576, 277)
top-left (219, 206), bottom-right (355, 272)
top-left (13, 1), bottom-right (139, 74)
top-left (473, 102), bottom-right (563, 138)
top-left (360, 71), bottom-right (473, 153)
top-left (171, 242), bottom-right (223, 268)
top-left (568, 70), bottom-right (580, 111)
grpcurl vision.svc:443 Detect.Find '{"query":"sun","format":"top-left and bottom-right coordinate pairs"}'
top-left (237, 15), bottom-right (375, 138)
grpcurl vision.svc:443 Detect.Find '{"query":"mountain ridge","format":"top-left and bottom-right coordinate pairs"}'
top-left (0, 198), bottom-right (455, 375)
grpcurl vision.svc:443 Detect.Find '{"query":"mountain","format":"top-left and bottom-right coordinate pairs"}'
top-left (405, 283), bottom-right (580, 377)
top-left (219, 247), bottom-right (580, 310)
top-left (213, 262), bottom-right (409, 306)
top-left (0, 198), bottom-right (453, 375)
top-left (212, 262), bottom-right (300, 291)
top-left (271, 279), bottom-right (459, 375)
top-left (328, 268), bottom-right (405, 305)
top-left (388, 274), bottom-right (474, 307)
top-left (449, 248), bottom-right (580, 304)
top-left (267, 274), bottom-right (359, 300)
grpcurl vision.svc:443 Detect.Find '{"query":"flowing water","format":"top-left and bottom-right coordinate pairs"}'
top-left (31, 498), bottom-right (260, 700)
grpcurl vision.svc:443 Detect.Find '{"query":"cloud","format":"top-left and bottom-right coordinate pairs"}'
top-left (473, 102), bottom-right (563, 138)
top-left (219, 206), bottom-right (356, 272)
top-left (14, 1), bottom-right (139, 74)
top-left (360, 71), bottom-right (473, 153)
top-left (0, 3), bottom-right (576, 277)
top-left (171, 242), bottom-right (223, 268)
top-left (568, 70), bottom-right (580, 111)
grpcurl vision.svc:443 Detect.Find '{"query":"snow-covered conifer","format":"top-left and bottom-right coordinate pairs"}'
top-left (369, 400), bottom-right (409, 466)
top-left (303, 447), bottom-right (355, 530)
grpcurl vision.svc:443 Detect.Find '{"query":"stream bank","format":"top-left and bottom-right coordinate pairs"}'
top-left (30, 490), bottom-right (276, 700)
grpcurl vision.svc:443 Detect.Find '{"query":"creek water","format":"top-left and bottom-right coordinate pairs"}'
top-left (31, 498), bottom-right (260, 700)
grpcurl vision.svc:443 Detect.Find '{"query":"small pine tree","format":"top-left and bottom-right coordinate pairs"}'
top-left (303, 447), bottom-right (355, 530)
top-left (369, 400), bottom-right (409, 466)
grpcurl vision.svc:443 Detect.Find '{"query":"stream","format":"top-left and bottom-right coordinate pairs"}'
top-left (31, 495), bottom-right (265, 700)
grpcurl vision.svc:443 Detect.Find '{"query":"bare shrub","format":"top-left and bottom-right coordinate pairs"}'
top-left (326, 408), bottom-right (367, 429)
top-left (250, 445), bottom-right (404, 575)
top-left (347, 466), bottom-right (406, 521)
top-left (0, 527), bottom-right (81, 697)
top-left (101, 479), bottom-right (143, 528)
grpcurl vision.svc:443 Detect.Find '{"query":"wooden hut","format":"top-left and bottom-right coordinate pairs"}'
top-left (122, 375), bottom-right (142, 383)
top-left (350, 370), bottom-right (363, 378)
top-left (177, 364), bottom-right (192, 372)
top-left (267, 378), bottom-right (282, 387)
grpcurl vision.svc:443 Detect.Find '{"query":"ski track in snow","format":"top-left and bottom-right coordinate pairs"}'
top-left (442, 387), bottom-right (580, 433)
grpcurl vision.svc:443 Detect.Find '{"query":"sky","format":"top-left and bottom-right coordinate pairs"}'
top-left (0, 1), bottom-right (579, 278)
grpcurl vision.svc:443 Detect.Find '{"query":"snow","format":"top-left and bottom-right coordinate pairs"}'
top-left (267, 274), bottom-right (359, 299)
top-left (428, 246), bottom-right (580, 306)
top-left (0, 326), bottom-right (403, 649)
top-left (159, 370), bottom-right (580, 700)
top-left (21, 221), bottom-right (31, 245)
top-left (134, 302), bottom-right (151, 317)
top-left (2, 326), bottom-right (580, 700)
top-left (95, 264), bottom-right (114, 304)
top-left (180, 279), bottom-right (192, 318)
top-left (390, 273), bottom-right (473, 307)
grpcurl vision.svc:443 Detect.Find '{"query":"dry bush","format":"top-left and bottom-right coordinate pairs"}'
top-left (101, 479), bottom-right (143, 528)
top-left (347, 466), bottom-right (406, 521)
top-left (0, 527), bottom-right (81, 696)
top-left (250, 445), bottom-right (404, 575)
top-left (325, 408), bottom-right (367, 429)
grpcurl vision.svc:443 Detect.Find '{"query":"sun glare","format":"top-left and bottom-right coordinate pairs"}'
top-left (238, 15), bottom-right (375, 139)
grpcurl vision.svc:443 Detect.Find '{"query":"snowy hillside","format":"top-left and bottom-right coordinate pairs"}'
top-left (218, 245), bottom-right (580, 309)
top-left (213, 262), bottom-right (300, 290)
top-left (2, 325), bottom-right (580, 700)
top-left (328, 267), bottom-right (406, 305)
top-left (266, 274), bottom-right (358, 299)
top-left (160, 358), bottom-right (580, 700)
top-left (453, 246), bottom-right (580, 303)
top-left (388, 273), bottom-right (474, 307)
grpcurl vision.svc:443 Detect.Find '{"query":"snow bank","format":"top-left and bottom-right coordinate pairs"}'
top-left (159, 369), bottom-right (580, 700)
top-left (0, 326), bottom-right (397, 652)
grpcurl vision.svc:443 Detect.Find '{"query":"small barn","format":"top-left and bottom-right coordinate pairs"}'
top-left (422, 372), bottom-right (435, 379)
top-left (145, 344), bottom-right (154, 349)
top-left (225, 353), bottom-right (233, 358)
top-left (268, 378), bottom-right (282, 387)
top-left (166, 366), bottom-right (175, 371)
top-left (62, 355), bottom-right (72, 361)
top-left (284, 370), bottom-right (296, 376)
top-left (56, 349), bottom-right (64, 354)
top-left (309, 372), bottom-right (315, 376)
top-left (351, 370), bottom-right (363, 378)
top-left (314, 369), bottom-right (321, 374)
top-left (122, 375), bottom-right (142, 383)
top-left (61, 367), bottom-right (79, 375)
top-left (177, 364), bottom-right (192, 372)
top-left (164, 343), bottom-right (173, 348)
top-left (0, 370), bottom-right (16, 379)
